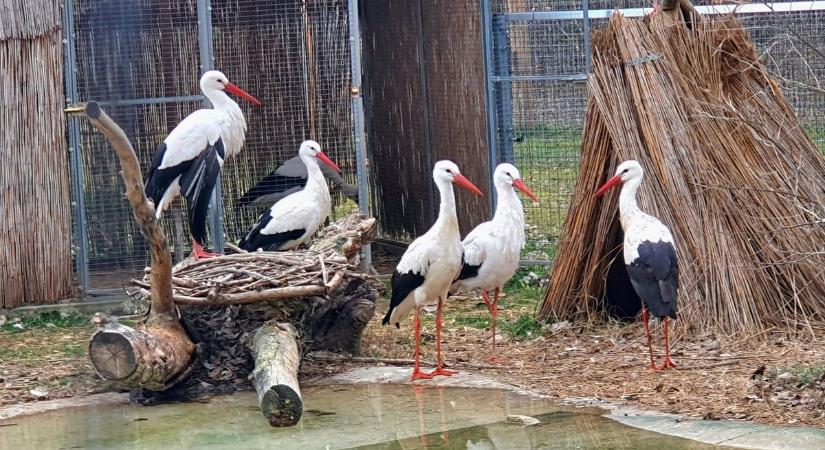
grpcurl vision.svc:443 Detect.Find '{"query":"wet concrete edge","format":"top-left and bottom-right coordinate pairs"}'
top-left (308, 365), bottom-right (825, 450)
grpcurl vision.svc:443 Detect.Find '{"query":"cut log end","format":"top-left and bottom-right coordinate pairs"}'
top-left (261, 385), bottom-right (303, 427)
top-left (89, 332), bottom-right (137, 380)
top-left (250, 322), bottom-right (302, 427)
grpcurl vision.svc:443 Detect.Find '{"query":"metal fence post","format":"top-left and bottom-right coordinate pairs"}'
top-left (583, 0), bottom-right (592, 74)
top-left (481, 0), bottom-right (498, 211)
top-left (62, 0), bottom-right (89, 292)
top-left (492, 15), bottom-right (515, 166)
top-left (197, 0), bottom-right (225, 253)
top-left (348, 0), bottom-right (372, 271)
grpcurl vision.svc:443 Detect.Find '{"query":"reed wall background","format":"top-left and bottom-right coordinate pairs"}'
top-left (0, 0), bottom-right (75, 308)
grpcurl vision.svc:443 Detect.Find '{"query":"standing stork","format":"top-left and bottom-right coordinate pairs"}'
top-left (382, 160), bottom-right (484, 381)
top-left (144, 70), bottom-right (261, 259)
top-left (595, 160), bottom-right (678, 370)
top-left (450, 163), bottom-right (538, 362)
top-left (239, 140), bottom-right (341, 252)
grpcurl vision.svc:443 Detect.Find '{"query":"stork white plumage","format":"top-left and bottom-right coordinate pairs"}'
top-left (382, 160), bottom-right (484, 381)
top-left (235, 154), bottom-right (358, 210)
top-left (144, 70), bottom-right (261, 259)
top-left (596, 160), bottom-right (679, 370)
top-left (450, 163), bottom-right (538, 362)
top-left (239, 140), bottom-right (342, 252)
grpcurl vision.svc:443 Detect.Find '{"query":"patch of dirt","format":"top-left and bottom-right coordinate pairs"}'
top-left (0, 325), bottom-right (111, 407)
top-left (360, 295), bottom-right (825, 428)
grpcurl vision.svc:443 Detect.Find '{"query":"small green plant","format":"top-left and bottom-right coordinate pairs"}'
top-left (2, 311), bottom-right (89, 333)
top-left (62, 343), bottom-right (87, 357)
top-left (453, 315), bottom-right (492, 330)
top-left (767, 363), bottom-right (825, 386)
top-left (501, 314), bottom-right (546, 341)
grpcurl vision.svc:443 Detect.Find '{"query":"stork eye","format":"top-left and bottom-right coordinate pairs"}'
top-left (622, 169), bottom-right (629, 174)
top-left (446, 169), bottom-right (453, 174)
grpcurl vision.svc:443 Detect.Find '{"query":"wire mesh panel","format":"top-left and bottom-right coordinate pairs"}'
top-left (211, 0), bottom-right (357, 242)
top-left (488, 0), bottom-right (825, 265)
top-left (68, 0), bottom-right (356, 292)
top-left (71, 0), bottom-right (202, 290)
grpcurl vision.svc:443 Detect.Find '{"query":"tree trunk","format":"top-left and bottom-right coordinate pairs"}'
top-left (84, 102), bottom-right (194, 390)
top-left (249, 322), bottom-right (302, 427)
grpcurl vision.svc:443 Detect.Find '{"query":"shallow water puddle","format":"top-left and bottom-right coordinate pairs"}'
top-left (0, 384), bottom-right (720, 449)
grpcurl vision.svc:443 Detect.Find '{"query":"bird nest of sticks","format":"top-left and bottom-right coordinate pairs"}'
top-left (130, 213), bottom-right (378, 307)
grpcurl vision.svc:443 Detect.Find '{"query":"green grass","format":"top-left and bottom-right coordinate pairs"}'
top-left (511, 127), bottom-right (581, 260)
top-left (767, 363), bottom-right (825, 387)
top-left (501, 314), bottom-right (546, 341)
top-left (1, 311), bottom-right (89, 333)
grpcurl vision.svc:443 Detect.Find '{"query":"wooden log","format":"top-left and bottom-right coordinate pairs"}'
top-left (88, 313), bottom-right (193, 391)
top-left (84, 102), bottom-right (194, 390)
top-left (248, 322), bottom-right (303, 427)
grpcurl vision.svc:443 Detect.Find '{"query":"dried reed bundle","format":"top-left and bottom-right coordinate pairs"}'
top-left (0, 0), bottom-right (74, 308)
top-left (541, 3), bottom-right (825, 338)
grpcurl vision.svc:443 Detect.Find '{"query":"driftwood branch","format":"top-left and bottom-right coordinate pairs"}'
top-left (84, 102), bottom-right (194, 390)
top-left (84, 102), bottom-right (176, 320)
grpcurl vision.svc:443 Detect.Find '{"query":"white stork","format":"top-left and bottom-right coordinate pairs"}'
top-left (144, 70), bottom-right (261, 259)
top-left (382, 160), bottom-right (484, 381)
top-left (238, 140), bottom-right (341, 252)
top-left (235, 153), bottom-right (357, 209)
top-left (450, 163), bottom-right (538, 362)
top-left (595, 160), bottom-right (678, 370)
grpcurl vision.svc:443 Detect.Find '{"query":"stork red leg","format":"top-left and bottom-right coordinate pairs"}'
top-left (429, 296), bottom-right (458, 377)
top-left (481, 289), bottom-right (493, 312)
top-left (191, 239), bottom-right (219, 259)
top-left (641, 305), bottom-right (660, 371)
top-left (411, 307), bottom-right (433, 382)
top-left (662, 317), bottom-right (677, 369)
top-left (489, 287), bottom-right (501, 363)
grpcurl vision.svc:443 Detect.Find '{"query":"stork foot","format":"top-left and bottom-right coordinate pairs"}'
top-left (192, 241), bottom-right (219, 259)
top-left (411, 368), bottom-right (434, 382)
top-left (429, 367), bottom-right (458, 377)
top-left (662, 357), bottom-right (677, 369)
top-left (649, 361), bottom-right (662, 371)
top-left (488, 355), bottom-right (498, 364)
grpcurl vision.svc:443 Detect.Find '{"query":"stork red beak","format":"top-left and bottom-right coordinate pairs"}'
top-left (316, 151), bottom-right (342, 173)
top-left (595, 175), bottom-right (623, 198)
top-left (224, 82), bottom-right (262, 106)
top-left (452, 173), bottom-right (484, 196)
top-left (512, 179), bottom-right (539, 203)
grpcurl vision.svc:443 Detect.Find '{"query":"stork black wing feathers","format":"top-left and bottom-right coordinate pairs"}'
top-left (144, 143), bottom-right (193, 206)
top-left (383, 270), bottom-right (426, 328)
top-left (236, 170), bottom-right (307, 209)
top-left (626, 240), bottom-right (679, 320)
top-left (455, 260), bottom-right (481, 282)
top-left (179, 139), bottom-right (225, 246)
top-left (238, 211), bottom-right (306, 251)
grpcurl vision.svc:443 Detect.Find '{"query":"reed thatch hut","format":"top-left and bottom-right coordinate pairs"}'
top-left (0, 0), bottom-right (75, 308)
top-left (540, 3), bottom-right (825, 338)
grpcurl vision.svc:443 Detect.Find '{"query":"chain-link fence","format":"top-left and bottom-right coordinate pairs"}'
top-left (65, 0), bottom-right (359, 293)
top-left (486, 0), bottom-right (825, 265)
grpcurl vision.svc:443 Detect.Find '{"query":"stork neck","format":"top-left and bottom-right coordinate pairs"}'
top-left (492, 182), bottom-right (526, 249)
top-left (618, 176), bottom-right (642, 229)
top-left (204, 89), bottom-right (239, 113)
top-left (301, 155), bottom-right (327, 192)
top-left (493, 183), bottom-right (523, 222)
top-left (434, 178), bottom-right (459, 231)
